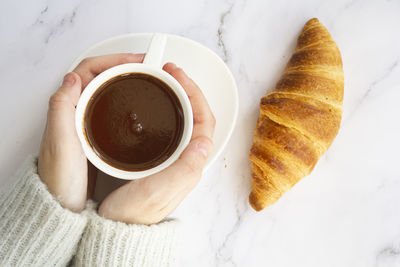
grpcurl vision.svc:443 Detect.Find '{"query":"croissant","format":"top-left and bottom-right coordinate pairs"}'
top-left (249, 18), bottom-right (344, 211)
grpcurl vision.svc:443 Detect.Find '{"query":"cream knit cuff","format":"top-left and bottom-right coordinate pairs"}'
top-left (0, 155), bottom-right (87, 267)
top-left (74, 202), bottom-right (180, 267)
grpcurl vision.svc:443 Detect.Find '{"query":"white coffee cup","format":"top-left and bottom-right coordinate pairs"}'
top-left (75, 34), bottom-right (193, 180)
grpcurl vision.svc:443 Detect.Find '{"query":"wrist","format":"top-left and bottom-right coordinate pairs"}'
top-left (38, 165), bottom-right (86, 213)
top-left (98, 204), bottom-right (161, 225)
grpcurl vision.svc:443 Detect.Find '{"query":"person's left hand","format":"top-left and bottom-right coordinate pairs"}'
top-left (38, 54), bottom-right (144, 212)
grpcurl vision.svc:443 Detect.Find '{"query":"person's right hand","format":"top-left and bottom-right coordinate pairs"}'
top-left (98, 63), bottom-right (216, 225)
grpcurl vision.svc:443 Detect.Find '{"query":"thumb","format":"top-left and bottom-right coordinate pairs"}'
top-left (54, 72), bottom-right (82, 107)
top-left (46, 72), bottom-right (82, 138)
top-left (143, 136), bottom-right (213, 191)
top-left (58, 72), bottom-right (82, 106)
top-left (175, 136), bottom-right (213, 174)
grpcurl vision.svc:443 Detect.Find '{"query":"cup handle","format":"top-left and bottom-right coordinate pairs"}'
top-left (143, 33), bottom-right (167, 68)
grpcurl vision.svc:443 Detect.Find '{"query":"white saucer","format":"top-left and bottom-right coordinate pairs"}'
top-left (69, 34), bottom-right (238, 200)
top-left (69, 33), bottom-right (239, 171)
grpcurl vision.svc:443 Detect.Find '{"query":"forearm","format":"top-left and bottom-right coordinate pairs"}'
top-left (0, 156), bottom-right (87, 266)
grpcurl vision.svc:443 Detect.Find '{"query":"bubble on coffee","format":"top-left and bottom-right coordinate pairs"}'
top-left (131, 122), bottom-right (143, 134)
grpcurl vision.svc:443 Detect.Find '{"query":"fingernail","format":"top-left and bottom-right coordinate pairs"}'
top-left (166, 62), bottom-right (177, 68)
top-left (196, 140), bottom-right (211, 158)
top-left (62, 73), bottom-right (75, 86)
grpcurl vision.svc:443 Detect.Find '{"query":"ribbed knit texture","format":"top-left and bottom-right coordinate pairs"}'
top-left (0, 156), bottom-right (181, 266)
top-left (0, 156), bottom-right (87, 266)
top-left (74, 203), bottom-right (180, 267)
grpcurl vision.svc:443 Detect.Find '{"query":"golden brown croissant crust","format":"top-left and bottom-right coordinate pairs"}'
top-left (249, 18), bottom-right (344, 211)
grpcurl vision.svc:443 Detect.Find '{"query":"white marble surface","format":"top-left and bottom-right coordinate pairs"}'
top-left (1, 0), bottom-right (400, 266)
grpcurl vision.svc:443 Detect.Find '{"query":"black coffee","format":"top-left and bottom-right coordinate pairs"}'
top-left (84, 73), bottom-right (184, 171)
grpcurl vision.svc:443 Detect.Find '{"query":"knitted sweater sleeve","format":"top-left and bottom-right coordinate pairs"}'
top-left (0, 156), bottom-right (181, 267)
top-left (73, 202), bottom-right (180, 267)
top-left (0, 156), bottom-right (87, 266)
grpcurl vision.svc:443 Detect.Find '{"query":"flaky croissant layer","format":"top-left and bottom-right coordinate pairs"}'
top-left (249, 18), bottom-right (344, 211)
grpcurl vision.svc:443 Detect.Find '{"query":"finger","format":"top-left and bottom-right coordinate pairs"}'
top-left (50, 72), bottom-right (82, 109)
top-left (154, 137), bottom-right (214, 214)
top-left (142, 136), bottom-right (213, 192)
top-left (163, 63), bottom-right (216, 140)
top-left (87, 161), bottom-right (98, 199)
top-left (74, 53), bottom-right (145, 88)
top-left (45, 73), bottom-right (83, 152)
top-left (46, 72), bottom-right (83, 154)
top-left (41, 72), bottom-right (88, 212)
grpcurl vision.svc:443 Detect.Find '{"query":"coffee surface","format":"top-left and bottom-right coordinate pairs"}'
top-left (85, 73), bottom-right (184, 171)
